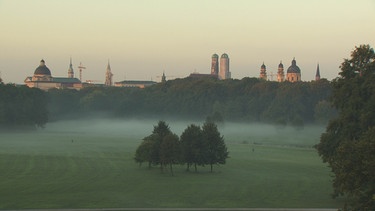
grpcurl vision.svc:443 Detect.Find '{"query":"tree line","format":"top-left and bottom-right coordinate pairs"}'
top-left (0, 83), bottom-right (48, 130)
top-left (46, 77), bottom-right (335, 126)
top-left (135, 121), bottom-right (229, 175)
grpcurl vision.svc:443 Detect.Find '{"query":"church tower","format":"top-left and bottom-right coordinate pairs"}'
top-left (68, 57), bottom-right (74, 78)
top-left (211, 54), bottom-right (219, 76)
top-left (105, 60), bottom-right (113, 86)
top-left (315, 63), bottom-right (321, 81)
top-left (259, 62), bottom-right (267, 80)
top-left (161, 71), bottom-right (166, 83)
top-left (277, 61), bottom-right (284, 82)
top-left (219, 53), bottom-right (230, 80)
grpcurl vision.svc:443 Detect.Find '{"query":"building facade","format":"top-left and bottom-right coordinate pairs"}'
top-left (25, 59), bottom-right (82, 91)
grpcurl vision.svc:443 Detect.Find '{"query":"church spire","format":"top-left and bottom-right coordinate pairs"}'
top-left (315, 63), bottom-right (321, 81)
top-left (68, 57), bottom-right (74, 78)
top-left (105, 59), bottom-right (113, 86)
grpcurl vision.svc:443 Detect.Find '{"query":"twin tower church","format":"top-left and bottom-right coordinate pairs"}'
top-left (209, 54), bottom-right (321, 82)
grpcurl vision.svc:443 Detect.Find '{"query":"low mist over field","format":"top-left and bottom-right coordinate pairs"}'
top-left (40, 118), bottom-right (325, 147)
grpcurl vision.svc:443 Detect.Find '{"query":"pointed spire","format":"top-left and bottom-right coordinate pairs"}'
top-left (107, 59), bottom-right (111, 70)
top-left (315, 63), bottom-right (321, 81)
top-left (68, 57), bottom-right (74, 78)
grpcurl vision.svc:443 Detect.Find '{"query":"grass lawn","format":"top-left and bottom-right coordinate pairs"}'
top-left (0, 119), bottom-right (343, 209)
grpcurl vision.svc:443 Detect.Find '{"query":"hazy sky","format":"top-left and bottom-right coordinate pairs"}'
top-left (0, 0), bottom-right (374, 84)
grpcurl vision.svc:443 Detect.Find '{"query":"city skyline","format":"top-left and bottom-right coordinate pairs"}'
top-left (1, 0), bottom-right (375, 84)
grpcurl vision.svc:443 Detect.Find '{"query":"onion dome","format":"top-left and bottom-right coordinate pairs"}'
top-left (278, 61), bottom-right (284, 68)
top-left (221, 53), bottom-right (229, 58)
top-left (287, 58), bottom-right (301, 73)
top-left (212, 53), bottom-right (219, 58)
top-left (34, 59), bottom-right (51, 76)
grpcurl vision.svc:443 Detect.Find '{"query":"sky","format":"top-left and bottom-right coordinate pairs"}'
top-left (0, 0), bottom-right (374, 84)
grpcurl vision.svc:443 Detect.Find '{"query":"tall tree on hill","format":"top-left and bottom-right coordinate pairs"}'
top-left (202, 121), bottom-right (229, 172)
top-left (316, 44), bottom-right (375, 210)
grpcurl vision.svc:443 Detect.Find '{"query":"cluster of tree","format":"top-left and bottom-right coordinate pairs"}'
top-left (46, 77), bottom-right (335, 126)
top-left (0, 83), bottom-right (48, 130)
top-left (316, 45), bottom-right (375, 210)
top-left (135, 121), bottom-right (229, 175)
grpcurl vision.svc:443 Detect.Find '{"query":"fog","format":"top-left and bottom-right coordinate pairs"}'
top-left (40, 118), bottom-right (325, 147)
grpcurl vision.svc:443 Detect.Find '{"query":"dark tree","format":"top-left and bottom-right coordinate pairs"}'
top-left (202, 121), bottom-right (229, 172)
top-left (180, 124), bottom-right (205, 172)
top-left (160, 133), bottom-right (180, 175)
top-left (316, 44), bottom-right (375, 210)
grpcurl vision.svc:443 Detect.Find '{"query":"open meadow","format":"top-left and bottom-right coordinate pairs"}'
top-left (0, 119), bottom-right (343, 209)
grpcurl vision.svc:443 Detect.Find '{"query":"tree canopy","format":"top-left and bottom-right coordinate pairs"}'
top-left (0, 84), bottom-right (48, 130)
top-left (135, 121), bottom-right (229, 174)
top-left (316, 44), bottom-right (375, 210)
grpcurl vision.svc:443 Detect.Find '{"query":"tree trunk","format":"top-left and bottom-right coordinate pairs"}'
top-left (194, 163), bottom-right (197, 172)
top-left (210, 163), bottom-right (213, 172)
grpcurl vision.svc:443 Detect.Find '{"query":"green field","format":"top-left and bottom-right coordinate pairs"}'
top-left (0, 119), bottom-right (343, 209)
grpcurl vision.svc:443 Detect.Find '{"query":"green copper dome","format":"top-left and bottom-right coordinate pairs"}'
top-left (34, 59), bottom-right (51, 76)
top-left (221, 53), bottom-right (229, 58)
top-left (212, 53), bottom-right (219, 58)
top-left (287, 58), bottom-right (301, 73)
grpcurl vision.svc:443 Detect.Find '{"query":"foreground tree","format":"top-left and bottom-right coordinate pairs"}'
top-left (160, 133), bottom-right (180, 175)
top-left (316, 44), bottom-right (375, 210)
top-left (180, 124), bottom-right (205, 172)
top-left (202, 121), bottom-right (229, 172)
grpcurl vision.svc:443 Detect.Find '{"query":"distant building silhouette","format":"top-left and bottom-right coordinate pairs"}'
top-left (277, 61), bottom-right (285, 82)
top-left (104, 60), bottom-right (113, 86)
top-left (25, 59), bottom-right (82, 90)
top-left (315, 63), bottom-right (321, 81)
top-left (161, 71), bottom-right (166, 83)
top-left (286, 58), bottom-right (301, 82)
top-left (114, 80), bottom-right (156, 88)
top-left (219, 53), bottom-right (231, 80)
top-left (259, 62), bottom-right (267, 80)
top-left (211, 54), bottom-right (219, 76)
top-left (68, 57), bottom-right (74, 78)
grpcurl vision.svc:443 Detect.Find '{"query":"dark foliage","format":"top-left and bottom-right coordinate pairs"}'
top-left (316, 44), bottom-right (375, 210)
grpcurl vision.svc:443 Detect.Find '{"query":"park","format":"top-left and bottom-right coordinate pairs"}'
top-left (0, 119), bottom-right (343, 209)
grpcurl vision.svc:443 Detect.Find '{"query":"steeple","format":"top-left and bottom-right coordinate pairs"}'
top-left (161, 71), bottom-right (166, 83)
top-left (260, 62), bottom-right (267, 80)
top-left (105, 59), bottom-right (113, 86)
top-left (68, 57), bottom-right (74, 78)
top-left (315, 63), bottom-right (321, 81)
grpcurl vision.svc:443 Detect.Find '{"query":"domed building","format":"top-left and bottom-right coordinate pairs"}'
top-left (25, 59), bottom-right (82, 91)
top-left (286, 58), bottom-right (301, 82)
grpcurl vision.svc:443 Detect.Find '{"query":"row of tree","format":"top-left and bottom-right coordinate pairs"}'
top-left (135, 121), bottom-right (229, 175)
top-left (0, 83), bottom-right (48, 130)
top-left (46, 77), bottom-right (335, 126)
